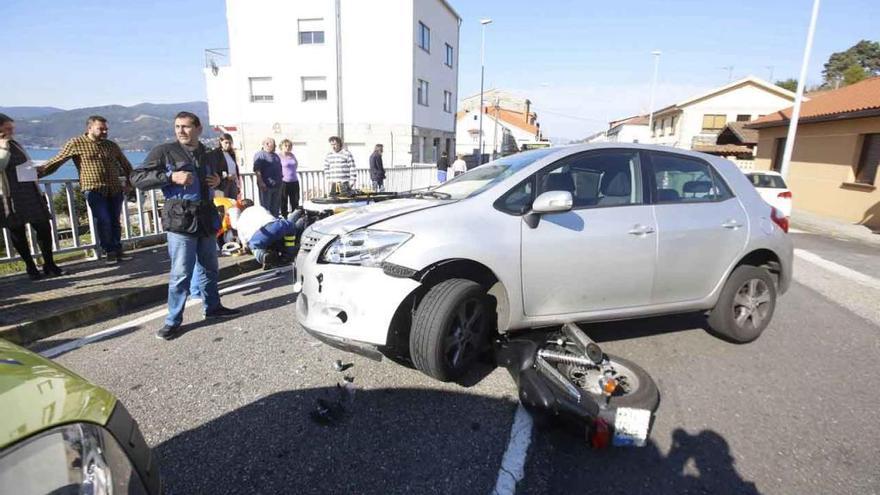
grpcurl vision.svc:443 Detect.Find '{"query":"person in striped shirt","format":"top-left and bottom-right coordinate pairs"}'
top-left (323, 136), bottom-right (356, 194)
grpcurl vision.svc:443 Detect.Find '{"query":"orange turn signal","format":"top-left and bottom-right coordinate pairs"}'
top-left (602, 378), bottom-right (618, 395)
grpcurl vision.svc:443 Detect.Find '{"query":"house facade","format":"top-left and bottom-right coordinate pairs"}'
top-left (648, 76), bottom-right (796, 150)
top-left (204, 0), bottom-right (460, 171)
top-left (606, 115), bottom-right (649, 143)
top-left (748, 77), bottom-right (880, 229)
top-left (455, 89), bottom-right (545, 157)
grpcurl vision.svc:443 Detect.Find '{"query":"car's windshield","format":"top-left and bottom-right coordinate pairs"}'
top-left (426, 148), bottom-right (559, 200)
top-left (747, 173), bottom-right (787, 189)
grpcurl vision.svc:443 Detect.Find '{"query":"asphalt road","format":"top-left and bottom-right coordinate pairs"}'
top-left (31, 233), bottom-right (880, 495)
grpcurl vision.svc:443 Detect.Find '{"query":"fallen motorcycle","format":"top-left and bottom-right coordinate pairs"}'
top-left (497, 323), bottom-right (658, 448)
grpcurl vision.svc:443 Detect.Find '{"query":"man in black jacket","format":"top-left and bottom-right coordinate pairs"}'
top-left (436, 151), bottom-right (449, 183)
top-left (131, 111), bottom-right (239, 340)
top-left (369, 144), bottom-right (385, 191)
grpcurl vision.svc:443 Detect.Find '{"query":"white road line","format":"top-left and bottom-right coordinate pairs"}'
top-left (492, 404), bottom-right (534, 495)
top-left (40, 267), bottom-right (292, 358)
top-left (794, 249), bottom-right (880, 290)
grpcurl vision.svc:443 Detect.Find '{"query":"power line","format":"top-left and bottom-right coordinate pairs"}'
top-left (529, 107), bottom-right (607, 123)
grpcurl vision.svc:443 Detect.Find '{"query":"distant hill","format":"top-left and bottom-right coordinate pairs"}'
top-left (11, 102), bottom-right (212, 150)
top-left (0, 106), bottom-right (66, 120)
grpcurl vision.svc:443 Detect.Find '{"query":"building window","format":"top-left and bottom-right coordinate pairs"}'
top-left (418, 22), bottom-right (430, 52)
top-left (736, 114), bottom-right (751, 122)
top-left (652, 121), bottom-right (658, 137)
top-left (660, 118), bottom-right (667, 136)
top-left (443, 91), bottom-right (452, 113)
top-left (701, 114), bottom-right (726, 132)
top-left (302, 77), bottom-right (328, 101)
top-left (670, 116), bottom-right (677, 136)
top-left (445, 43), bottom-right (454, 67)
top-left (249, 77), bottom-right (273, 103)
top-left (418, 79), bottom-right (429, 106)
top-left (298, 19), bottom-right (325, 44)
top-left (771, 138), bottom-right (786, 172)
top-left (855, 133), bottom-right (880, 185)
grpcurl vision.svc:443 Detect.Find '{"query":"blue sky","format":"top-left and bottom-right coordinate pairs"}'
top-left (6, 0), bottom-right (879, 139)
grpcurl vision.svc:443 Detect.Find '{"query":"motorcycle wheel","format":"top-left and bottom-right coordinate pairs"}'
top-left (558, 353), bottom-right (659, 411)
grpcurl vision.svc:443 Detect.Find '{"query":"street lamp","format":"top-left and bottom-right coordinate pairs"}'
top-left (477, 18), bottom-right (492, 165)
top-left (647, 50), bottom-right (661, 142)
top-left (780, 0), bottom-right (821, 181)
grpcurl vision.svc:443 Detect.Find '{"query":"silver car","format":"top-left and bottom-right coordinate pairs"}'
top-left (294, 144), bottom-right (793, 383)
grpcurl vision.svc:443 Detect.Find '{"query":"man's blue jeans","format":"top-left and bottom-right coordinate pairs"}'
top-left (259, 183), bottom-right (283, 217)
top-left (85, 190), bottom-right (124, 255)
top-left (166, 232), bottom-right (220, 327)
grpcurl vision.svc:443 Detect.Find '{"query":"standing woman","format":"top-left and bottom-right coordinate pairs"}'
top-left (217, 133), bottom-right (241, 200)
top-left (279, 139), bottom-right (300, 217)
top-left (0, 113), bottom-right (65, 280)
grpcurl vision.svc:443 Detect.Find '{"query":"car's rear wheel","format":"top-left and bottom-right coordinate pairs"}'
top-left (410, 279), bottom-right (492, 382)
top-left (708, 265), bottom-right (777, 343)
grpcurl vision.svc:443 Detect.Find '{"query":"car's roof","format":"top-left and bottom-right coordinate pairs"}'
top-left (0, 339), bottom-right (116, 449)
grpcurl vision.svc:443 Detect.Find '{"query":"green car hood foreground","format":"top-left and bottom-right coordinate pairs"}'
top-left (0, 339), bottom-right (116, 449)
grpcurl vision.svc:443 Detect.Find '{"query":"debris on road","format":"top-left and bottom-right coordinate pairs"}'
top-left (332, 359), bottom-right (353, 372)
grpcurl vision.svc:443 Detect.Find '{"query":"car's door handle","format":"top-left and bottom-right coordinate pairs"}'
top-left (628, 224), bottom-right (655, 236)
top-left (721, 220), bottom-right (743, 229)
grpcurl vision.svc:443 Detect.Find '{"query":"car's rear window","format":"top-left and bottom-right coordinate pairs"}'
top-left (747, 173), bottom-right (787, 189)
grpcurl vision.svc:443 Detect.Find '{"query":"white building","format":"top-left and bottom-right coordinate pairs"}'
top-left (204, 0), bottom-right (460, 172)
top-left (647, 76), bottom-right (797, 150)
top-left (606, 115), bottom-right (649, 143)
top-left (454, 89), bottom-right (545, 157)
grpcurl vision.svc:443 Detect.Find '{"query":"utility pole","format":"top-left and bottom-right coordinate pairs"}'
top-left (647, 50), bottom-right (662, 142)
top-left (477, 19), bottom-right (492, 165)
top-left (780, 0), bottom-right (821, 181)
top-left (765, 65), bottom-right (775, 82)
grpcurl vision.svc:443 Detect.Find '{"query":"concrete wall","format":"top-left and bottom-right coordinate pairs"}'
top-left (608, 124), bottom-right (649, 143)
top-left (413, 0), bottom-right (459, 133)
top-left (753, 117), bottom-right (880, 228)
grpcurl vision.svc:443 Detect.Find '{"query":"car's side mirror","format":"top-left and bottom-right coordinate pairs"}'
top-left (524, 190), bottom-right (573, 228)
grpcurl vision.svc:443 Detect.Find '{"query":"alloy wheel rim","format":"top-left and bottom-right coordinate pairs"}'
top-left (732, 278), bottom-right (771, 330)
top-left (444, 298), bottom-right (486, 369)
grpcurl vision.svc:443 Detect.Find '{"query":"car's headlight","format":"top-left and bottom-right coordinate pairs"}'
top-left (321, 229), bottom-right (412, 267)
top-left (0, 423), bottom-right (148, 495)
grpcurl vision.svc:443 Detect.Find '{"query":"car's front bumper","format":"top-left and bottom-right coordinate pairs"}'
top-left (293, 250), bottom-right (421, 347)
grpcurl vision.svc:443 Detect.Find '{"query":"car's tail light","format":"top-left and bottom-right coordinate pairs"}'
top-left (777, 191), bottom-right (792, 199)
top-left (771, 207), bottom-right (789, 233)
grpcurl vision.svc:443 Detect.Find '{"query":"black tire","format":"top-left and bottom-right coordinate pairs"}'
top-left (708, 265), bottom-right (777, 343)
top-left (410, 279), bottom-right (492, 382)
top-left (558, 353), bottom-right (660, 411)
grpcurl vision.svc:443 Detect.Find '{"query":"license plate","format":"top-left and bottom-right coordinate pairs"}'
top-left (612, 407), bottom-right (651, 447)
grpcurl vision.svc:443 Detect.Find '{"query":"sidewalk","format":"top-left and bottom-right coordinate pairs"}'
top-left (790, 209), bottom-right (880, 246)
top-left (0, 245), bottom-right (260, 345)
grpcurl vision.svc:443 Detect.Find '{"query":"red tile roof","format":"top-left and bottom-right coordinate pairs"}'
top-left (749, 76), bottom-right (880, 128)
top-left (457, 108), bottom-right (539, 135)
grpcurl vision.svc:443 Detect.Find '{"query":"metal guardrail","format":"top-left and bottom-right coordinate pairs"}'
top-left (1, 166), bottom-right (438, 264)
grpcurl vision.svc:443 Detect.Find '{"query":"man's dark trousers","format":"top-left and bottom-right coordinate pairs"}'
top-left (85, 190), bottom-right (124, 255)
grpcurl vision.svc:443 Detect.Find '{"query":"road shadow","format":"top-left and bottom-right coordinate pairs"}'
top-left (523, 423), bottom-right (760, 495)
top-left (576, 312), bottom-right (710, 343)
top-left (156, 387), bottom-right (517, 495)
top-left (156, 387), bottom-right (758, 495)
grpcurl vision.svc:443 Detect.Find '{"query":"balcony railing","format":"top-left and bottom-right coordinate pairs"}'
top-left (1, 165), bottom-right (438, 265)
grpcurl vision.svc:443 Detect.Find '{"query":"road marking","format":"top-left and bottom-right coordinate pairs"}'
top-left (794, 249), bottom-right (880, 291)
top-left (40, 267), bottom-right (292, 358)
top-left (492, 404), bottom-right (534, 495)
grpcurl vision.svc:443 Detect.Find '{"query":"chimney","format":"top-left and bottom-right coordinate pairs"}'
top-left (525, 99), bottom-right (531, 123)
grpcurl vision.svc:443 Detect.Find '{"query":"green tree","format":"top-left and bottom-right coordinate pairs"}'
top-left (51, 186), bottom-right (88, 220)
top-left (775, 78), bottom-right (798, 92)
top-left (843, 63), bottom-right (869, 86)
top-left (823, 40), bottom-right (880, 87)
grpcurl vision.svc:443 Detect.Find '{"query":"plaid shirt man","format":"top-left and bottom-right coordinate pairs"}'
top-left (39, 134), bottom-right (133, 194)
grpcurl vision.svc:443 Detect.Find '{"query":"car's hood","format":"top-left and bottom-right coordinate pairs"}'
top-left (0, 339), bottom-right (116, 449)
top-left (309, 198), bottom-right (445, 235)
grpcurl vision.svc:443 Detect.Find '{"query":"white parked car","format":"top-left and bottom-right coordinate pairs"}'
top-left (745, 171), bottom-right (792, 217)
top-left (294, 144), bottom-right (794, 384)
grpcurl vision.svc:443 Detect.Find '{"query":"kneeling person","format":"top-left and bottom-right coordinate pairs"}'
top-left (236, 205), bottom-right (303, 269)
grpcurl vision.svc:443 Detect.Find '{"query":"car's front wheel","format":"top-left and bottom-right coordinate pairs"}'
top-left (708, 265), bottom-right (777, 343)
top-left (410, 279), bottom-right (492, 383)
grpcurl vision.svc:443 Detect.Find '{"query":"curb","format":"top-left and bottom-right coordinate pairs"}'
top-left (790, 218), bottom-right (880, 246)
top-left (0, 258), bottom-right (261, 346)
